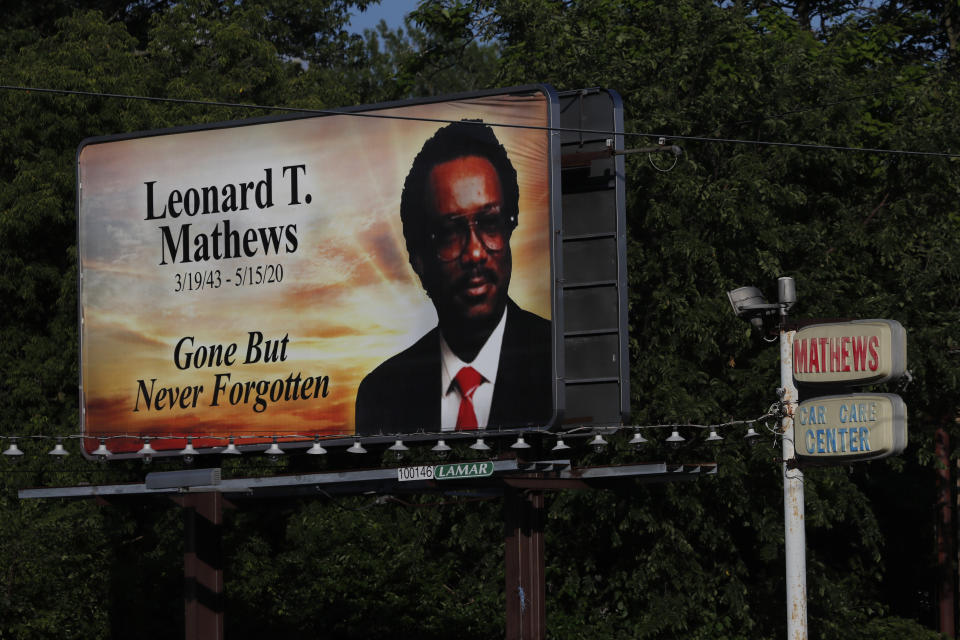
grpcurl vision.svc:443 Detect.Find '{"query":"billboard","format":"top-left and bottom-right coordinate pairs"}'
top-left (78, 86), bottom-right (563, 457)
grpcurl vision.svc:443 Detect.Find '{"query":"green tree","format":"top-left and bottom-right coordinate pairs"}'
top-left (0, 3), bottom-right (388, 637)
top-left (412, 0), bottom-right (960, 636)
top-left (3, 0), bottom-right (960, 638)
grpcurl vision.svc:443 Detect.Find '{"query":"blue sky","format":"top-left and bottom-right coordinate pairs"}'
top-left (347, 0), bottom-right (422, 35)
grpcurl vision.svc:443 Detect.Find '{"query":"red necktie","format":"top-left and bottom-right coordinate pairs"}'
top-left (454, 366), bottom-right (483, 430)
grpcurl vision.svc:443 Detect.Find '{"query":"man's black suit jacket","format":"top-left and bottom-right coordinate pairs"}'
top-left (355, 300), bottom-right (553, 436)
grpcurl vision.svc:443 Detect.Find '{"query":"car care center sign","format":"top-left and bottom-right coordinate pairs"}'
top-left (792, 319), bottom-right (908, 465)
top-left (795, 394), bottom-right (907, 463)
top-left (77, 87), bottom-right (558, 456)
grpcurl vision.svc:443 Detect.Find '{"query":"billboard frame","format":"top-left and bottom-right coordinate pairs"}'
top-left (76, 84), bottom-right (566, 459)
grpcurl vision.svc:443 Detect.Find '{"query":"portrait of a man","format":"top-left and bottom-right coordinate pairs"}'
top-left (355, 121), bottom-right (553, 436)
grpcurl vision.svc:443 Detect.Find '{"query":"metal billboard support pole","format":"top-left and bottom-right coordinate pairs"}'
top-left (935, 428), bottom-right (955, 637)
top-left (180, 492), bottom-right (224, 640)
top-left (504, 487), bottom-right (545, 640)
top-left (778, 278), bottom-right (807, 639)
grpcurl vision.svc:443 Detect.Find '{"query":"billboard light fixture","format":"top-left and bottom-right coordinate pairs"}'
top-left (179, 437), bottom-right (197, 465)
top-left (48, 438), bottom-right (69, 460)
top-left (3, 438), bottom-right (24, 461)
top-left (93, 438), bottom-right (111, 462)
top-left (628, 430), bottom-right (648, 448)
top-left (744, 427), bottom-right (761, 446)
top-left (265, 437), bottom-right (284, 462)
top-left (551, 437), bottom-right (571, 452)
top-left (706, 428), bottom-right (724, 442)
top-left (431, 439), bottom-right (451, 457)
top-left (387, 439), bottom-right (408, 460)
top-left (137, 437), bottom-right (156, 464)
top-left (469, 437), bottom-right (491, 452)
top-left (306, 436), bottom-right (328, 456)
top-left (589, 434), bottom-right (608, 453)
top-left (511, 435), bottom-right (531, 450)
top-left (222, 436), bottom-right (241, 455)
top-left (666, 430), bottom-right (686, 448)
top-left (347, 440), bottom-right (367, 455)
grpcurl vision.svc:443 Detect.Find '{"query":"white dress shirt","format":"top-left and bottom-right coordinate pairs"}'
top-left (439, 307), bottom-right (508, 431)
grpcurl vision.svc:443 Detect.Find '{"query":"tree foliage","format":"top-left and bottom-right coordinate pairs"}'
top-left (2, 0), bottom-right (959, 638)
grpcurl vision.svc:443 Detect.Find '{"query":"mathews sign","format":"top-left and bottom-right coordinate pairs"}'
top-left (795, 393), bottom-right (907, 463)
top-left (77, 86), bottom-right (564, 457)
top-left (793, 319), bottom-right (906, 387)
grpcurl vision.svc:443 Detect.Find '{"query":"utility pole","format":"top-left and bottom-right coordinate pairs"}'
top-left (734, 276), bottom-right (910, 639)
top-left (728, 276), bottom-right (807, 638)
top-left (778, 277), bottom-right (806, 639)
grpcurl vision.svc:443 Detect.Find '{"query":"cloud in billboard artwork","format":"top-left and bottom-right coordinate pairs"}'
top-left (144, 165), bottom-right (309, 265)
top-left (133, 331), bottom-right (330, 414)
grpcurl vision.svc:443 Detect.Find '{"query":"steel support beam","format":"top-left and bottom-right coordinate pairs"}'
top-left (180, 492), bottom-right (224, 640)
top-left (504, 487), bottom-right (545, 640)
top-left (19, 459), bottom-right (714, 639)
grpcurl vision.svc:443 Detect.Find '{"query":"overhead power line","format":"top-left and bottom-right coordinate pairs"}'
top-left (2, 84), bottom-right (959, 159)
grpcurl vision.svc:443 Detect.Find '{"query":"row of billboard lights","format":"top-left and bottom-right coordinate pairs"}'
top-left (1, 421), bottom-right (773, 465)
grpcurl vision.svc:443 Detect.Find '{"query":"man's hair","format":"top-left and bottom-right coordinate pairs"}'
top-left (400, 121), bottom-right (520, 261)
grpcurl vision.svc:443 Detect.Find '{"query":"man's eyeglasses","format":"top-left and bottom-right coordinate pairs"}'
top-left (428, 210), bottom-right (517, 262)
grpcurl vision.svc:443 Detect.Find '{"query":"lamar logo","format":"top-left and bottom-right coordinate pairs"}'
top-left (435, 461), bottom-right (495, 480)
